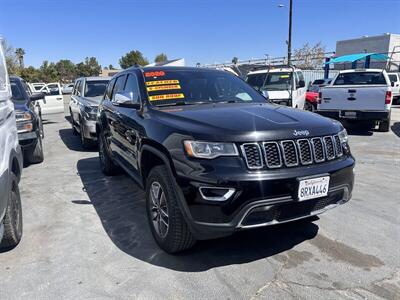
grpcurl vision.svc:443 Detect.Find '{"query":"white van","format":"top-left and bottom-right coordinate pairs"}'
top-left (246, 67), bottom-right (306, 109)
top-left (0, 39), bottom-right (23, 249)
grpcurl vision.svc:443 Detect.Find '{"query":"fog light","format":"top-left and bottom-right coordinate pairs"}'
top-left (199, 187), bottom-right (235, 201)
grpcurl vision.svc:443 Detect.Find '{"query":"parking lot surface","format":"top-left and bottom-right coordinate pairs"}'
top-left (0, 103), bottom-right (399, 300)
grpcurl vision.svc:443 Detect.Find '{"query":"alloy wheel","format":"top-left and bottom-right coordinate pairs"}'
top-left (150, 181), bottom-right (169, 238)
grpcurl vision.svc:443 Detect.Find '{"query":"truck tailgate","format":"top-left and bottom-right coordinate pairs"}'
top-left (320, 85), bottom-right (388, 111)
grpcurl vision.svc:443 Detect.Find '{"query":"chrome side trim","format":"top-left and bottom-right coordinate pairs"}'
top-left (241, 143), bottom-right (263, 170)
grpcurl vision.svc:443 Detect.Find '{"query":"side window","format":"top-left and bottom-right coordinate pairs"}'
top-left (294, 72), bottom-right (300, 88)
top-left (111, 75), bottom-right (127, 100)
top-left (21, 80), bottom-right (31, 96)
top-left (124, 74), bottom-right (140, 103)
top-left (297, 72), bottom-right (305, 86)
top-left (105, 78), bottom-right (116, 100)
top-left (74, 80), bottom-right (81, 96)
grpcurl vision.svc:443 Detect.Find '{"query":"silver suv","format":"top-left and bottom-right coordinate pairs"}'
top-left (0, 39), bottom-right (23, 250)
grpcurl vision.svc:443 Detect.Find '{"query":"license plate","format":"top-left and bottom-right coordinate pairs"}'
top-left (341, 111), bottom-right (357, 118)
top-left (298, 176), bottom-right (330, 201)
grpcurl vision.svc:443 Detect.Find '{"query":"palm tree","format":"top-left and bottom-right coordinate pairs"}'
top-left (15, 48), bottom-right (25, 69)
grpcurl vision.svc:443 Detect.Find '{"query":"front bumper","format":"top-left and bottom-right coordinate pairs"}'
top-left (317, 110), bottom-right (389, 121)
top-left (175, 156), bottom-right (355, 240)
top-left (81, 119), bottom-right (97, 140)
top-left (18, 132), bottom-right (38, 149)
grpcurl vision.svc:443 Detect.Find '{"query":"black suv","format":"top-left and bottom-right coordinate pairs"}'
top-left (97, 67), bottom-right (355, 253)
top-left (10, 76), bottom-right (45, 166)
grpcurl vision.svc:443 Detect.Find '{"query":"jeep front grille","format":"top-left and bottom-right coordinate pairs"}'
top-left (241, 135), bottom-right (343, 170)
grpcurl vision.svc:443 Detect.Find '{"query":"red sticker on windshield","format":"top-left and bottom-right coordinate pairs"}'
top-left (145, 71), bottom-right (165, 77)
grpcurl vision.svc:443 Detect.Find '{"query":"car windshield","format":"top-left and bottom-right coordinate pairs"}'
top-left (144, 69), bottom-right (267, 107)
top-left (333, 72), bottom-right (386, 85)
top-left (84, 80), bottom-right (109, 97)
top-left (11, 82), bottom-right (25, 102)
top-left (308, 85), bottom-right (320, 92)
top-left (246, 72), bottom-right (292, 91)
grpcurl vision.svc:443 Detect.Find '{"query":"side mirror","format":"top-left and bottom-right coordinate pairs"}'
top-left (29, 92), bottom-right (45, 102)
top-left (298, 80), bottom-right (306, 88)
top-left (391, 81), bottom-right (395, 87)
top-left (112, 91), bottom-right (140, 109)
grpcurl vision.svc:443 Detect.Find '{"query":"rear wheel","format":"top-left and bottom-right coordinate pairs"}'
top-left (98, 130), bottom-right (120, 176)
top-left (24, 136), bottom-right (44, 165)
top-left (146, 165), bottom-right (195, 253)
top-left (379, 111), bottom-right (391, 132)
top-left (0, 174), bottom-right (23, 250)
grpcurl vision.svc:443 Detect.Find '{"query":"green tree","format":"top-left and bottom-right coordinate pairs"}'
top-left (119, 50), bottom-right (149, 68)
top-left (39, 60), bottom-right (58, 82)
top-left (55, 59), bottom-right (76, 83)
top-left (108, 64), bottom-right (115, 70)
top-left (76, 57), bottom-right (101, 77)
top-left (231, 57), bottom-right (239, 64)
top-left (20, 66), bottom-right (40, 82)
top-left (155, 53), bottom-right (168, 63)
top-left (15, 48), bottom-right (25, 69)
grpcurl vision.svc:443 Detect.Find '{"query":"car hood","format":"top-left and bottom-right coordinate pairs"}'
top-left (152, 103), bottom-right (341, 142)
top-left (82, 96), bottom-right (103, 106)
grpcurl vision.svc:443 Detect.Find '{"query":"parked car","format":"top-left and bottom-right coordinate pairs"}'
top-left (0, 40), bottom-right (23, 250)
top-left (69, 77), bottom-right (110, 148)
top-left (62, 83), bottom-right (74, 95)
top-left (97, 67), bottom-right (355, 253)
top-left (10, 76), bottom-right (45, 165)
top-left (29, 82), bottom-right (64, 115)
top-left (318, 69), bottom-right (393, 131)
top-left (246, 67), bottom-right (306, 109)
top-left (306, 78), bottom-right (333, 111)
top-left (387, 72), bottom-right (400, 105)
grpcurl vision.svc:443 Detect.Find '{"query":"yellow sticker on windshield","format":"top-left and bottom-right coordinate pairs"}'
top-left (149, 93), bottom-right (185, 101)
top-left (146, 80), bottom-right (180, 86)
top-left (147, 84), bottom-right (181, 92)
top-left (280, 75), bottom-right (290, 78)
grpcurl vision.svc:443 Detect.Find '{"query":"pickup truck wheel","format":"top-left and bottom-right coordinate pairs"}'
top-left (379, 112), bottom-right (391, 132)
top-left (79, 119), bottom-right (93, 149)
top-left (24, 136), bottom-right (44, 165)
top-left (99, 131), bottom-right (120, 176)
top-left (0, 173), bottom-right (23, 250)
top-left (146, 166), bottom-right (196, 253)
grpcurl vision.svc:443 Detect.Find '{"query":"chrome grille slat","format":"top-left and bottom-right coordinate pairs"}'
top-left (241, 135), bottom-right (343, 170)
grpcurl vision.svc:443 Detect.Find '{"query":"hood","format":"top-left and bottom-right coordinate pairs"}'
top-left (266, 90), bottom-right (291, 100)
top-left (82, 96), bottom-right (103, 106)
top-left (152, 103), bottom-right (341, 142)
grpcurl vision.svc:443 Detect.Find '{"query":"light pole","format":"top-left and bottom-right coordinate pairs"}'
top-left (279, 0), bottom-right (293, 65)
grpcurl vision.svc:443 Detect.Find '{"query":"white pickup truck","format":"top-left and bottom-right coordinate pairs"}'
top-left (317, 69), bottom-right (393, 132)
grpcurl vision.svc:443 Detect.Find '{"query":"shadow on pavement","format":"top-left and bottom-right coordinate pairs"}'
top-left (76, 157), bottom-right (319, 272)
top-left (391, 122), bottom-right (400, 138)
top-left (58, 128), bottom-right (97, 152)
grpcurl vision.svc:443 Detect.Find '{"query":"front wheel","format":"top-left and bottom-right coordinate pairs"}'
top-left (98, 130), bottom-right (121, 176)
top-left (0, 174), bottom-right (23, 250)
top-left (146, 165), bottom-right (195, 253)
top-left (24, 136), bottom-right (44, 166)
top-left (79, 118), bottom-right (93, 149)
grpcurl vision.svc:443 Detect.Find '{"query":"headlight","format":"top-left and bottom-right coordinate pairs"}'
top-left (15, 112), bottom-right (32, 122)
top-left (184, 141), bottom-right (238, 159)
top-left (83, 106), bottom-right (98, 120)
top-left (338, 128), bottom-right (348, 144)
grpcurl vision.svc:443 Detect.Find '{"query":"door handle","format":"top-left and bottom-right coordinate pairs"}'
top-left (347, 97), bottom-right (356, 101)
top-left (348, 89), bottom-right (356, 93)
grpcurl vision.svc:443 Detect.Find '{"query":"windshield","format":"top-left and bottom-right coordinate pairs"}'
top-left (334, 72), bottom-right (387, 85)
top-left (84, 80), bottom-right (109, 97)
top-left (11, 82), bottom-right (25, 102)
top-left (308, 85), bottom-right (320, 92)
top-left (246, 72), bottom-right (292, 91)
top-left (144, 70), bottom-right (266, 107)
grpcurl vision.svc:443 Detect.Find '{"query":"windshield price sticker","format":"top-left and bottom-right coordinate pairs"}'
top-left (280, 75), bottom-right (290, 78)
top-left (145, 71), bottom-right (165, 77)
top-left (149, 93), bottom-right (185, 101)
top-left (147, 84), bottom-right (181, 92)
top-left (146, 80), bottom-right (180, 86)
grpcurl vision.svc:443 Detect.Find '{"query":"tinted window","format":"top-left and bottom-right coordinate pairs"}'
top-left (246, 73), bottom-right (266, 90)
top-left (334, 72), bottom-right (386, 85)
top-left (144, 69), bottom-right (266, 106)
top-left (84, 80), bottom-right (109, 97)
top-left (312, 79), bottom-right (325, 85)
top-left (111, 75), bottom-right (127, 99)
top-left (21, 80), bottom-right (31, 96)
top-left (124, 74), bottom-right (140, 103)
top-left (388, 74), bottom-right (397, 82)
top-left (11, 82), bottom-right (25, 102)
top-left (105, 78), bottom-right (115, 100)
top-left (73, 80), bottom-right (81, 95)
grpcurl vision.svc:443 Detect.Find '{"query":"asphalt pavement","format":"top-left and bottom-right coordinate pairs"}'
top-left (0, 103), bottom-right (399, 299)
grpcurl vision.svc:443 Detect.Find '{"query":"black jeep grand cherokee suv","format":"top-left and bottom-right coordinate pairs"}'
top-left (97, 67), bottom-right (355, 253)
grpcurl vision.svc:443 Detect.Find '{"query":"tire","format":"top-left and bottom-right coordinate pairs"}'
top-left (378, 112), bottom-right (391, 132)
top-left (24, 136), bottom-right (44, 165)
top-left (0, 173), bottom-right (23, 250)
top-left (304, 102), bottom-right (314, 112)
top-left (98, 130), bottom-right (120, 176)
top-left (146, 165), bottom-right (196, 253)
top-left (70, 109), bottom-right (78, 135)
top-left (80, 118), bottom-right (93, 149)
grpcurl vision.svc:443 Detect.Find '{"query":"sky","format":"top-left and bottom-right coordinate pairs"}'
top-left (0, 0), bottom-right (399, 68)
